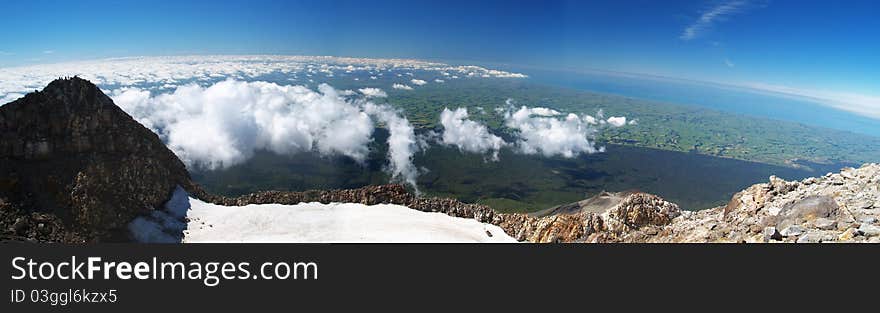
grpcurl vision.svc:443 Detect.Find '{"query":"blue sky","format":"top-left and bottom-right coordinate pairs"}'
top-left (1, 0), bottom-right (878, 99)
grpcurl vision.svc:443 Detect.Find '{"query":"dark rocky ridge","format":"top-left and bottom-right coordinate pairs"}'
top-left (0, 77), bottom-right (200, 242)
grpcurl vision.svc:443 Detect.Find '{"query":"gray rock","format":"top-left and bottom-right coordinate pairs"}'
top-left (859, 216), bottom-right (878, 224)
top-left (853, 201), bottom-right (873, 210)
top-left (780, 225), bottom-right (805, 237)
top-left (12, 218), bottom-right (28, 234)
top-left (763, 227), bottom-right (782, 241)
top-left (796, 231), bottom-right (825, 243)
top-left (771, 196), bottom-right (838, 231)
top-left (858, 223), bottom-right (880, 236)
top-left (813, 218), bottom-right (837, 230)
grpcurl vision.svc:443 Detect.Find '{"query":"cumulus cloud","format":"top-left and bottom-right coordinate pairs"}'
top-left (606, 116), bottom-right (628, 127)
top-left (112, 80), bottom-right (376, 170)
top-left (411, 79), bottom-right (427, 86)
top-left (392, 83), bottom-right (413, 90)
top-left (504, 106), bottom-right (605, 158)
top-left (363, 103), bottom-right (422, 191)
top-left (358, 87), bottom-right (387, 98)
top-left (112, 80), bottom-right (424, 191)
top-left (431, 104), bottom-right (630, 160)
top-left (582, 114), bottom-right (599, 125)
top-left (680, 0), bottom-right (751, 41)
top-left (439, 108), bottom-right (506, 161)
top-left (434, 79), bottom-right (445, 83)
top-left (111, 80), bottom-right (420, 187)
top-left (528, 107), bottom-right (561, 116)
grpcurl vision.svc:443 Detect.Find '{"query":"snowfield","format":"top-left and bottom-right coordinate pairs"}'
top-left (130, 186), bottom-right (516, 243)
top-left (184, 199), bottom-right (516, 243)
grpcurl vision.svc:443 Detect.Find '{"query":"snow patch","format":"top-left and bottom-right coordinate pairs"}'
top-left (129, 186), bottom-right (516, 243)
top-left (183, 199), bottom-right (516, 243)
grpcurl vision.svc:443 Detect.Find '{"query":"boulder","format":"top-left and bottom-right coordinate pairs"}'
top-left (771, 196), bottom-right (838, 231)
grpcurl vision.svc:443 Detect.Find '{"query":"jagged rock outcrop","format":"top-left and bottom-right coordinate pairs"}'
top-left (644, 163), bottom-right (880, 243)
top-left (192, 184), bottom-right (415, 207)
top-left (530, 190), bottom-right (639, 217)
top-left (0, 77), bottom-right (199, 242)
top-left (496, 164), bottom-right (879, 243)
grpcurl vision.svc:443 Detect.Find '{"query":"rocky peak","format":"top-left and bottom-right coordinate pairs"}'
top-left (0, 77), bottom-right (198, 242)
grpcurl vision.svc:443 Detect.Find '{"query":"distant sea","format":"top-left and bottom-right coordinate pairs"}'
top-left (501, 66), bottom-right (880, 137)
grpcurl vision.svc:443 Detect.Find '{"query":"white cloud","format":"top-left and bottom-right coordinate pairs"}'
top-left (0, 55), bottom-right (526, 103)
top-left (439, 108), bottom-right (506, 161)
top-left (680, 0), bottom-right (750, 41)
top-left (363, 103), bottom-right (422, 191)
top-left (411, 79), bottom-right (427, 86)
top-left (113, 79), bottom-right (424, 190)
top-left (112, 80), bottom-right (377, 171)
top-left (606, 116), bottom-right (627, 127)
top-left (528, 107), bottom-right (561, 116)
top-left (582, 114), bottom-right (598, 125)
top-left (358, 87), bottom-right (387, 98)
top-left (504, 106), bottom-right (606, 158)
top-left (392, 83), bottom-right (413, 90)
top-left (740, 82), bottom-right (880, 120)
top-left (434, 79), bottom-right (445, 83)
top-left (0, 93), bottom-right (23, 104)
top-left (431, 105), bottom-right (629, 160)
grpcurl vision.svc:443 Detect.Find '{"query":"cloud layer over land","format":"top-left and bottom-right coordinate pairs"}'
top-left (0, 55), bottom-right (639, 190)
top-left (0, 55), bottom-right (532, 190)
top-left (0, 55), bottom-right (526, 103)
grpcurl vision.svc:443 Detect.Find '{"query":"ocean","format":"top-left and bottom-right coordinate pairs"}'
top-left (505, 67), bottom-right (880, 137)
